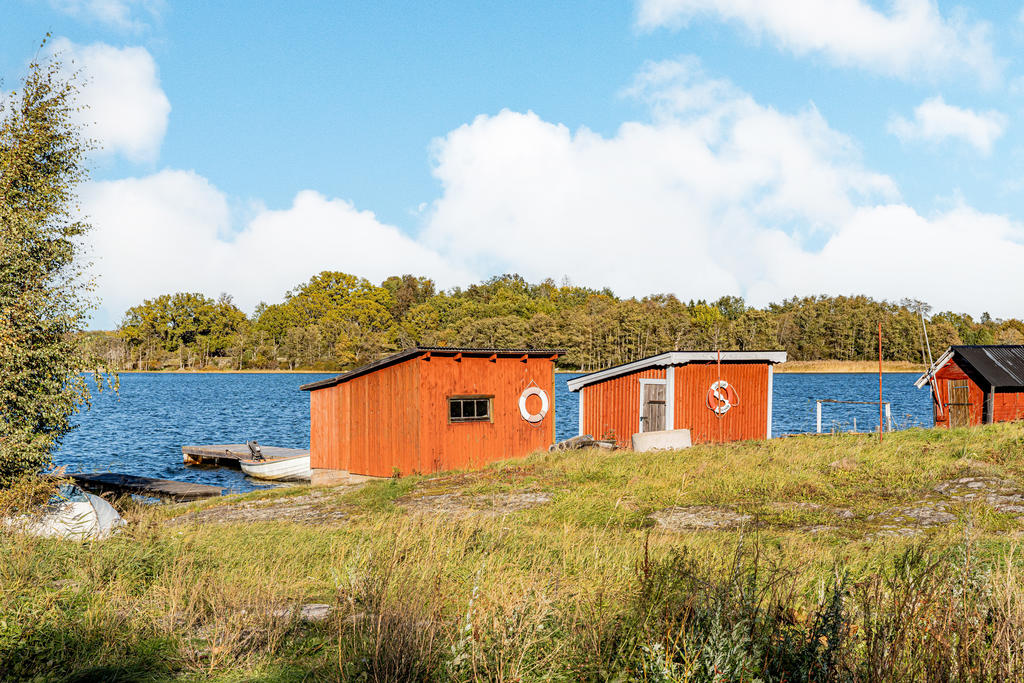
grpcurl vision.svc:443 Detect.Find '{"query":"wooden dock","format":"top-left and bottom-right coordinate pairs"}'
top-left (70, 472), bottom-right (224, 501)
top-left (181, 444), bottom-right (309, 468)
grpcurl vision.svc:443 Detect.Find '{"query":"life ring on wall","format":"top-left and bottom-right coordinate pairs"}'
top-left (706, 380), bottom-right (739, 415)
top-left (519, 387), bottom-right (549, 423)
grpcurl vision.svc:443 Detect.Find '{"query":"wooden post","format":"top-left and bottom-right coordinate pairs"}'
top-left (878, 321), bottom-right (883, 443)
top-left (816, 401), bottom-right (822, 434)
top-left (885, 402), bottom-right (892, 431)
top-left (716, 348), bottom-right (723, 444)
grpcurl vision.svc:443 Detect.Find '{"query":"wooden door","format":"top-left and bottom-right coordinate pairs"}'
top-left (641, 383), bottom-right (666, 432)
top-left (948, 380), bottom-right (970, 428)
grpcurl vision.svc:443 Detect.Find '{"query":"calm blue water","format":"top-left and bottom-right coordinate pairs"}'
top-left (56, 371), bottom-right (933, 494)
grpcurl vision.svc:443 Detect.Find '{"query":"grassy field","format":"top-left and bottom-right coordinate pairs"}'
top-left (5, 424), bottom-right (1024, 681)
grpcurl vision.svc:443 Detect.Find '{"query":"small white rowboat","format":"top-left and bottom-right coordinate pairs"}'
top-left (240, 453), bottom-right (311, 482)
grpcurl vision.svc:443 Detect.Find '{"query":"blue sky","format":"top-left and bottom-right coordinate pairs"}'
top-left (4, 1), bottom-right (1024, 328)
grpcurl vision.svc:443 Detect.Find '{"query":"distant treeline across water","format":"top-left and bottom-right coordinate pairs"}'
top-left (81, 272), bottom-right (1024, 373)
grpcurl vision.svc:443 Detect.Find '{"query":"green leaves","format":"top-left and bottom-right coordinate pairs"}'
top-left (0, 42), bottom-right (98, 485)
top-left (121, 292), bottom-right (246, 355)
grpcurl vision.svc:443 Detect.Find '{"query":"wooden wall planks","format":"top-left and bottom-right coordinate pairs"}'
top-left (674, 363), bottom-right (769, 444)
top-left (581, 368), bottom-right (664, 446)
top-left (581, 362), bottom-right (771, 446)
top-left (994, 392), bottom-right (1024, 423)
top-left (934, 359), bottom-right (985, 427)
top-left (417, 355), bottom-right (554, 475)
top-left (309, 352), bottom-right (556, 477)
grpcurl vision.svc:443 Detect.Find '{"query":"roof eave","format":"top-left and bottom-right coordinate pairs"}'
top-left (566, 350), bottom-right (788, 392)
top-left (914, 348), bottom-right (954, 389)
top-left (301, 347), bottom-right (566, 391)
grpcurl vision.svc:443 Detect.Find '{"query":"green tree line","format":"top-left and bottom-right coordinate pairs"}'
top-left (82, 272), bottom-right (1024, 372)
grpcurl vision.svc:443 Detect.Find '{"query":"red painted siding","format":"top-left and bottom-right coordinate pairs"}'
top-left (309, 352), bottom-right (557, 477)
top-left (932, 359), bottom-right (985, 427)
top-left (581, 362), bottom-right (771, 447)
top-left (344, 359), bottom-right (420, 477)
top-left (930, 358), bottom-right (1024, 427)
top-left (417, 355), bottom-right (555, 475)
top-left (994, 392), bottom-right (1024, 422)
top-left (581, 368), bottom-right (665, 446)
top-left (674, 363), bottom-right (769, 444)
top-left (309, 383), bottom-right (345, 470)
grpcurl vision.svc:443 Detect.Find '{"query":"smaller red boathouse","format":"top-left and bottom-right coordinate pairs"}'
top-left (915, 345), bottom-right (1024, 428)
top-left (566, 350), bottom-right (787, 446)
top-left (300, 347), bottom-right (562, 480)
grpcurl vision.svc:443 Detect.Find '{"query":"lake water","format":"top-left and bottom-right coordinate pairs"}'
top-left (56, 371), bottom-right (933, 494)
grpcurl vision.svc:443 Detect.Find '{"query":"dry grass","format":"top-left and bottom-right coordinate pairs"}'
top-left (5, 424), bottom-right (1024, 679)
top-left (776, 360), bottom-right (926, 373)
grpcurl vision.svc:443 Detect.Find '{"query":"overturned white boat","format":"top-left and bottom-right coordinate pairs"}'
top-left (239, 441), bottom-right (311, 482)
top-left (5, 484), bottom-right (124, 540)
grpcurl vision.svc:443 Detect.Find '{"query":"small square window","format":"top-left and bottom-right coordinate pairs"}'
top-left (449, 396), bottom-right (492, 423)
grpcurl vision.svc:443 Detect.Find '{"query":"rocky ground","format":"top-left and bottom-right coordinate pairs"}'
top-left (170, 487), bottom-right (355, 524)
top-left (650, 506), bottom-right (752, 531)
top-left (648, 474), bottom-right (1024, 536)
top-left (398, 491), bottom-right (553, 517)
top-left (166, 469), bottom-right (1024, 540)
top-left (168, 485), bottom-right (554, 524)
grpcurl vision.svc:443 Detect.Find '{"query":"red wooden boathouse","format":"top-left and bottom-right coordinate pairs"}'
top-left (915, 345), bottom-right (1024, 428)
top-left (300, 347), bottom-right (562, 480)
top-left (566, 350), bottom-right (787, 446)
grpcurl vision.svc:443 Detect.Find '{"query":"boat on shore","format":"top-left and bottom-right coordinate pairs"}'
top-left (240, 452), bottom-right (311, 482)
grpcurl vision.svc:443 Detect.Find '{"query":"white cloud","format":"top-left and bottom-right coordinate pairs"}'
top-left (51, 38), bottom-right (170, 163)
top-left (421, 58), bottom-right (1024, 317)
top-left (423, 58), bottom-right (898, 300)
top-left (81, 171), bottom-right (471, 327)
top-left (636, 0), bottom-right (1001, 85)
top-left (744, 205), bottom-right (1024, 314)
top-left (887, 96), bottom-right (1007, 154)
top-left (47, 0), bottom-right (162, 31)
top-left (79, 57), bottom-right (1024, 326)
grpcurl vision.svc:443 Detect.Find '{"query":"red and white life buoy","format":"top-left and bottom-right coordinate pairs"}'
top-left (519, 387), bottom-right (549, 423)
top-left (706, 380), bottom-right (739, 415)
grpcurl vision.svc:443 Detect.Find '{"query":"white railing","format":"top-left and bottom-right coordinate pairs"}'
top-left (816, 399), bottom-right (892, 434)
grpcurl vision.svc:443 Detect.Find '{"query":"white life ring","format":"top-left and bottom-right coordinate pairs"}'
top-left (706, 380), bottom-right (739, 415)
top-left (518, 387), bottom-right (549, 423)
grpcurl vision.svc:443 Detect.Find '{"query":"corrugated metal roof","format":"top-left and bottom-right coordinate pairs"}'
top-left (952, 345), bottom-right (1024, 389)
top-left (566, 350), bottom-right (788, 392)
top-left (299, 347), bottom-right (565, 391)
top-left (916, 345), bottom-right (1024, 390)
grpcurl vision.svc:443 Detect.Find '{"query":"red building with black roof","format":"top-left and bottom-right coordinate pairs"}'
top-left (915, 345), bottom-right (1024, 428)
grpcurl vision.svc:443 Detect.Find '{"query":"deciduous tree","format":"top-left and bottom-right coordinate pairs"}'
top-left (0, 43), bottom-right (102, 484)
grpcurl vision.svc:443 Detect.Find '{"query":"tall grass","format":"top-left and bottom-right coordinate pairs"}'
top-left (5, 424), bottom-right (1024, 679)
top-left (322, 519), bottom-right (1024, 681)
top-left (6, 507), bottom-right (1024, 680)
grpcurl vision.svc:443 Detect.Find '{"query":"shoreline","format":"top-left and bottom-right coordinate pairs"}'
top-left (774, 360), bottom-right (925, 374)
top-left (105, 369), bottom-right (337, 374)
top-left (105, 360), bottom-right (927, 375)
